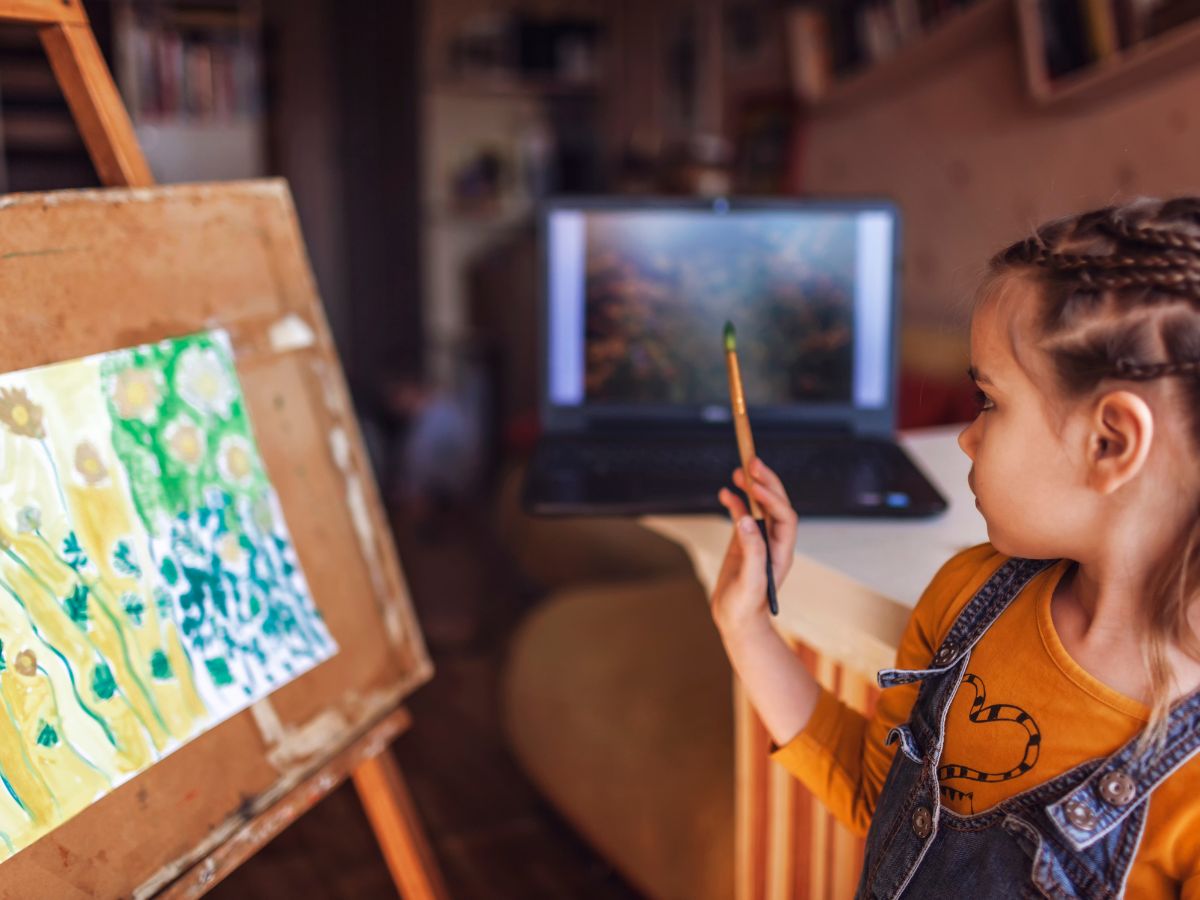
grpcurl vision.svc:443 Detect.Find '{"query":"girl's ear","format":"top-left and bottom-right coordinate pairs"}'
top-left (1087, 390), bottom-right (1154, 495)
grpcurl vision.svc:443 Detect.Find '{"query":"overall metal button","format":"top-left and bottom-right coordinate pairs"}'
top-left (932, 645), bottom-right (956, 666)
top-left (1098, 771), bottom-right (1136, 807)
top-left (912, 806), bottom-right (932, 839)
top-left (1064, 798), bottom-right (1097, 830)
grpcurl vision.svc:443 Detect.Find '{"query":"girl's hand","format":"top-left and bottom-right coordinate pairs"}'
top-left (710, 457), bottom-right (798, 636)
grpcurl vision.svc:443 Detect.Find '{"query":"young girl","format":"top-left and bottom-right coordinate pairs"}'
top-left (711, 196), bottom-right (1200, 898)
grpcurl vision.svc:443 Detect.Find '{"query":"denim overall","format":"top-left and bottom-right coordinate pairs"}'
top-left (856, 557), bottom-right (1200, 899)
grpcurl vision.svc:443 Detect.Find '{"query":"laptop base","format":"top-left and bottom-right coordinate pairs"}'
top-left (523, 434), bottom-right (949, 518)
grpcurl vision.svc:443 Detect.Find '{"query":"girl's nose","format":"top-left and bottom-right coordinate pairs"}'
top-left (957, 421), bottom-right (976, 459)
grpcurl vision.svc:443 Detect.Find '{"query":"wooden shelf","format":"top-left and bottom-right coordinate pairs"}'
top-left (162, 8), bottom-right (259, 31)
top-left (2, 110), bottom-right (85, 151)
top-left (0, 61), bottom-right (61, 97)
top-left (809, 0), bottom-right (1011, 116)
top-left (1017, 2), bottom-right (1200, 108)
top-left (806, 0), bottom-right (1012, 116)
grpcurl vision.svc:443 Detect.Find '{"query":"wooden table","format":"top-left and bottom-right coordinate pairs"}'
top-left (643, 424), bottom-right (987, 900)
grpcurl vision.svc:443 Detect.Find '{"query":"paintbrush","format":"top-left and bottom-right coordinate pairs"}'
top-left (723, 321), bottom-right (779, 616)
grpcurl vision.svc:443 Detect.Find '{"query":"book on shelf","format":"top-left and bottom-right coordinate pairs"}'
top-left (1035, 0), bottom-right (1090, 78)
top-left (786, 7), bottom-right (832, 103)
top-left (1111, 0), bottom-right (1140, 48)
top-left (1081, 0), bottom-right (1120, 60)
top-left (116, 8), bottom-right (262, 123)
top-left (1033, 0), bottom-right (1200, 84)
top-left (1, 112), bottom-right (83, 150)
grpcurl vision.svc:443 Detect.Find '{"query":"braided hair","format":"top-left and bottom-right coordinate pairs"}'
top-left (989, 197), bottom-right (1200, 744)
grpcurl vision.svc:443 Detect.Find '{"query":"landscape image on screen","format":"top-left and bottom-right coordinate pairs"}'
top-left (582, 211), bottom-right (859, 406)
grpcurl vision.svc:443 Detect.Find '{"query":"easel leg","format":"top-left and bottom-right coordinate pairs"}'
top-left (353, 749), bottom-right (450, 900)
top-left (38, 22), bottom-right (154, 187)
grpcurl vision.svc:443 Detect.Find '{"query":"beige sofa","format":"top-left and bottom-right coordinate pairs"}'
top-left (495, 466), bottom-right (735, 900)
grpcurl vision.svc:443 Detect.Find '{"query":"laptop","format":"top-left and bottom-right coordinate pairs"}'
top-left (522, 195), bottom-right (950, 518)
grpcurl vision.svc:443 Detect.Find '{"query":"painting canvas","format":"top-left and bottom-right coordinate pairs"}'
top-left (0, 330), bottom-right (337, 860)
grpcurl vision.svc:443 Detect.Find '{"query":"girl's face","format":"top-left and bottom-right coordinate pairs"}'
top-left (957, 276), bottom-right (1096, 560)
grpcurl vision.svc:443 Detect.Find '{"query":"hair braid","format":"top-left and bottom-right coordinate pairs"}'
top-left (1044, 250), bottom-right (1196, 271)
top-left (1105, 216), bottom-right (1200, 255)
top-left (1075, 266), bottom-right (1200, 293)
top-left (1114, 357), bottom-right (1200, 380)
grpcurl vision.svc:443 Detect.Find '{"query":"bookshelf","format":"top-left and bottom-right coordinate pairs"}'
top-left (421, 2), bottom-right (609, 386)
top-left (0, 0), bottom-right (264, 190)
top-left (1016, 0), bottom-right (1200, 107)
top-left (801, 0), bottom-right (1008, 115)
top-left (110, 0), bottom-right (266, 182)
top-left (0, 19), bottom-right (94, 191)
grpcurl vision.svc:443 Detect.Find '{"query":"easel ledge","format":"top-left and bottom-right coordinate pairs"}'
top-left (0, 1), bottom-right (448, 897)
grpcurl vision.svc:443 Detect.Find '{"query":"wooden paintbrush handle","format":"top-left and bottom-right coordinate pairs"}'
top-left (725, 351), bottom-right (765, 520)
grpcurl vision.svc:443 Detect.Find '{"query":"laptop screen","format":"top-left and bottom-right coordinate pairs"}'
top-left (542, 197), bottom-right (899, 430)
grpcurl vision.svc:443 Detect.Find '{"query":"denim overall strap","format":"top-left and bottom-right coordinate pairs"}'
top-left (859, 556), bottom-right (1063, 899)
top-left (877, 556), bottom-right (1061, 690)
top-left (1047, 686), bottom-right (1200, 851)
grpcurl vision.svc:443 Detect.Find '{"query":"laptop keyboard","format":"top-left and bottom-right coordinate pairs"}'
top-left (538, 437), bottom-right (906, 483)
top-left (527, 433), bottom-right (947, 516)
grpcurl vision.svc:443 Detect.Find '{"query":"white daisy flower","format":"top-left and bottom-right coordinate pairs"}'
top-left (175, 346), bottom-right (235, 418)
top-left (110, 368), bottom-right (162, 423)
top-left (164, 418), bottom-right (206, 470)
top-left (217, 435), bottom-right (256, 487)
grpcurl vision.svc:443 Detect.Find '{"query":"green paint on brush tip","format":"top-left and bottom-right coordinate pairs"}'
top-left (723, 321), bottom-right (736, 352)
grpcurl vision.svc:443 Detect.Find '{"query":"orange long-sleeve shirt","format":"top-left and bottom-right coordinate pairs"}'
top-left (770, 542), bottom-right (1200, 898)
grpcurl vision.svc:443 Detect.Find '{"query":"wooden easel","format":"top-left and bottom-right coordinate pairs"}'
top-left (0, 2), bottom-right (449, 897)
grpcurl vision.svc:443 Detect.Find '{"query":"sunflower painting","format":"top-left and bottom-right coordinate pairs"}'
top-left (0, 330), bottom-right (337, 860)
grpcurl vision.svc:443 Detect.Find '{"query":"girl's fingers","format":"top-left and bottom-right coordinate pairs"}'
top-left (750, 456), bottom-right (791, 506)
top-left (728, 461), bottom-right (797, 586)
top-left (718, 487), bottom-right (749, 521)
top-left (735, 462), bottom-right (793, 516)
top-left (735, 468), bottom-right (797, 527)
top-left (750, 480), bottom-right (798, 524)
top-left (733, 515), bottom-right (766, 569)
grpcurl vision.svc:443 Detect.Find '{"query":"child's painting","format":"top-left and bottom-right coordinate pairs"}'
top-left (0, 330), bottom-right (337, 860)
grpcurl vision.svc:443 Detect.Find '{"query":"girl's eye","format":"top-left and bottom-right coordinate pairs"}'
top-left (973, 388), bottom-right (994, 414)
